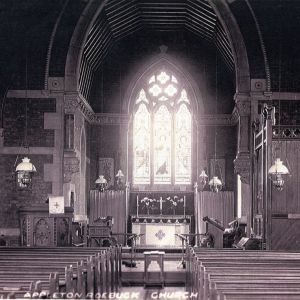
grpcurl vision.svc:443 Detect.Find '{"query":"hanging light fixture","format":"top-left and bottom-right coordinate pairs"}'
top-left (268, 158), bottom-right (289, 191)
top-left (15, 53), bottom-right (36, 188)
top-left (199, 169), bottom-right (208, 191)
top-left (209, 54), bottom-right (223, 193)
top-left (268, 16), bottom-right (290, 192)
top-left (115, 169), bottom-right (124, 190)
top-left (209, 176), bottom-right (223, 193)
top-left (95, 175), bottom-right (107, 192)
top-left (16, 157), bottom-right (36, 188)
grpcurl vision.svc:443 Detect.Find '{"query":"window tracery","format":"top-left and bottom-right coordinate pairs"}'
top-left (133, 69), bottom-right (192, 186)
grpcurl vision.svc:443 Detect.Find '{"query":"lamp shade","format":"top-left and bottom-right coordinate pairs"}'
top-left (16, 157), bottom-right (36, 172)
top-left (268, 158), bottom-right (289, 191)
top-left (268, 158), bottom-right (289, 175)
top-left (199, 169), bottom-right (208, 190)
top-left (95, 175), bottom-right (107, 192)
top-left (15, 157), bottom-right (36, 188)
top-left (95, 175), bottom-right (107, 184)
top-left (208, 176), bottom-right (222, 193)
top-left (115, 169), bottom-right (124, 178)
top-left (199, 170), bottom-right (208, 180)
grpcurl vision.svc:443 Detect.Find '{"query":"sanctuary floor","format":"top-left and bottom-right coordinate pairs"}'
top-left (121, 259), bottom-right (186, 286)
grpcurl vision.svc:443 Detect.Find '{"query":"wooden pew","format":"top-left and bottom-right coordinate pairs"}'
top-left (186, 246), bottom-right (300, 300)
top-left (0, 245), bottom-right (122, 299)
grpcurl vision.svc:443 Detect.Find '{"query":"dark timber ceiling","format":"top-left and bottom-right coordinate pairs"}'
top-left (83, 0), bottom-right (234, 72)
top-left (2, 0), bottom-right (300, 98)
top-left (79, 0), bottom-right (235, 100)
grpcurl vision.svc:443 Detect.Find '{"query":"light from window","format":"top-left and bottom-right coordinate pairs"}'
top-left (165, 84), bottom-right (177, 97)
top-left (157, 71), bottom-right (170, 84)
top-left (149, 84), bottom-right (162, 97)
top-left (175, 104), bottom-right (192, 184)
top-left (133, 69), bottom-right (192, 186)
top-left (133, 103), bottom-right (151, 184)
top-left (154, 105), bottom-right (172, 184)
top-left (178, 89), bottom-right (190, 104)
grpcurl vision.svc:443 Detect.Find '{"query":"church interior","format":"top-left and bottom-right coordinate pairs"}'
top-left (1, 0), bottom-right (300, 299)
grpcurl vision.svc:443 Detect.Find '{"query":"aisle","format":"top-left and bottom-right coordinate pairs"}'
top-left (121, 259), bottom-right (186, 285)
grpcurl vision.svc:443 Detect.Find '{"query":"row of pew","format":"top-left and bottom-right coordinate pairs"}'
top-left (186, 246), bottom-right (300, 300)
top-left (0, 246), bottom-right (122, 299)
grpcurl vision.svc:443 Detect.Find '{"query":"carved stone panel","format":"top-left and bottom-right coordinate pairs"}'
top-left (64, 153), bottom-right (80, 183)
top-left (234, 153), bottom-right (251, 184)
top-left (21, 217), bottom-right (28, 246)
top-left (64, 97), bottom-right (78, 114)
top-left (235, 100), bottom-right (251, 117)
top-left (56, 218), bottom-right (70, 246)
top-left (34, 217), bottom-right (52, 247)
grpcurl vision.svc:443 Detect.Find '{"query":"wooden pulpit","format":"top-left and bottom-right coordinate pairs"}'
top-left (19, 205), bottom-right (73, 247)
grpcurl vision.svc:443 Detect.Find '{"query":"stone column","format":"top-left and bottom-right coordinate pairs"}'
top-left (233, 93), bottom-right (251, 185)
top-left (64, 114), bottom-right (75, 150)
top-left (233, 93), bottom-right (252, 233)
top-left (63, 94), bottom-right (80, 217)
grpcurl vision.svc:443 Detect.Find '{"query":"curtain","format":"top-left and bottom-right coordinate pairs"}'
top-left (89, 190), bottom-right (126, 243)
top-left (196, 191), bottom-right (234, 234)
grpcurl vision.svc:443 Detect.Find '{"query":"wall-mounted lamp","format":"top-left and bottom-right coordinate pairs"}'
top-left (95, 175), bottom-right (107, 192)
top-left (115, 169), bottom-right (124, 190)
top-left (208, 176), bottom-right (222, 193)
top-left (268, 158), bottom-right (289, 191)
top-left (15, 157), bottom-right (36, 188)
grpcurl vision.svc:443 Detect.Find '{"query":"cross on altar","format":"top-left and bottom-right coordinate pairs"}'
top-left (155, 229), bottom-right (166, 240)
top-left (54, 202), bottom-right (59, 209)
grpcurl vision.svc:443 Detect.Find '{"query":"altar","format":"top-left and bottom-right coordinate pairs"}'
top-left (131, 215), bottom-right (191, 247)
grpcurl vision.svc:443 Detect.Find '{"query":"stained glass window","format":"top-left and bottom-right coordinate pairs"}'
top-left (133, 103), bottom-right (150, 184)
top-left (175, 104), bottom-right (192, 184)
top-left (133, 68), bottom-right (192, 186)
top-left (154, 105), bottom-right (172, 183)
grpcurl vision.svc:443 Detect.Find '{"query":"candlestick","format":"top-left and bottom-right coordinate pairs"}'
top-left (183, 196), bottom-right (186, 218)
top-left (137, 195), bottom-right (139, 217)
top-left (160, 197), bottom-right (162, 215)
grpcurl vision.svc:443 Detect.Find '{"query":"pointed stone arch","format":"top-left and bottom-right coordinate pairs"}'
top-left (126, 57), bottom-right (198, 188)
top-left (125, 56), bottom-right (201, 116)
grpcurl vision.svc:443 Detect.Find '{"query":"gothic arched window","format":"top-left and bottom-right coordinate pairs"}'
top-left (133, 69), bottom-right (192, 186)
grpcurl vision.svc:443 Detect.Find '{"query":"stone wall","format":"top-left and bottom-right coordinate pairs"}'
top-left (0, 94), bottom-right (62, 233)
top-left (0, 154), bottom-right (52, 228)
top-left (3, 98), bottom-right (56, 147)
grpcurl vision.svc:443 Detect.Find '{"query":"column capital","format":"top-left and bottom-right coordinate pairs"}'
top-left (64, 92), bottom-right (95, 122)
top-left (235, 99), bottom-right (251, 117)
top-left (234, 92), bottom-right (251, 102)
top-left (64, 94), bottom-right (78, 114)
